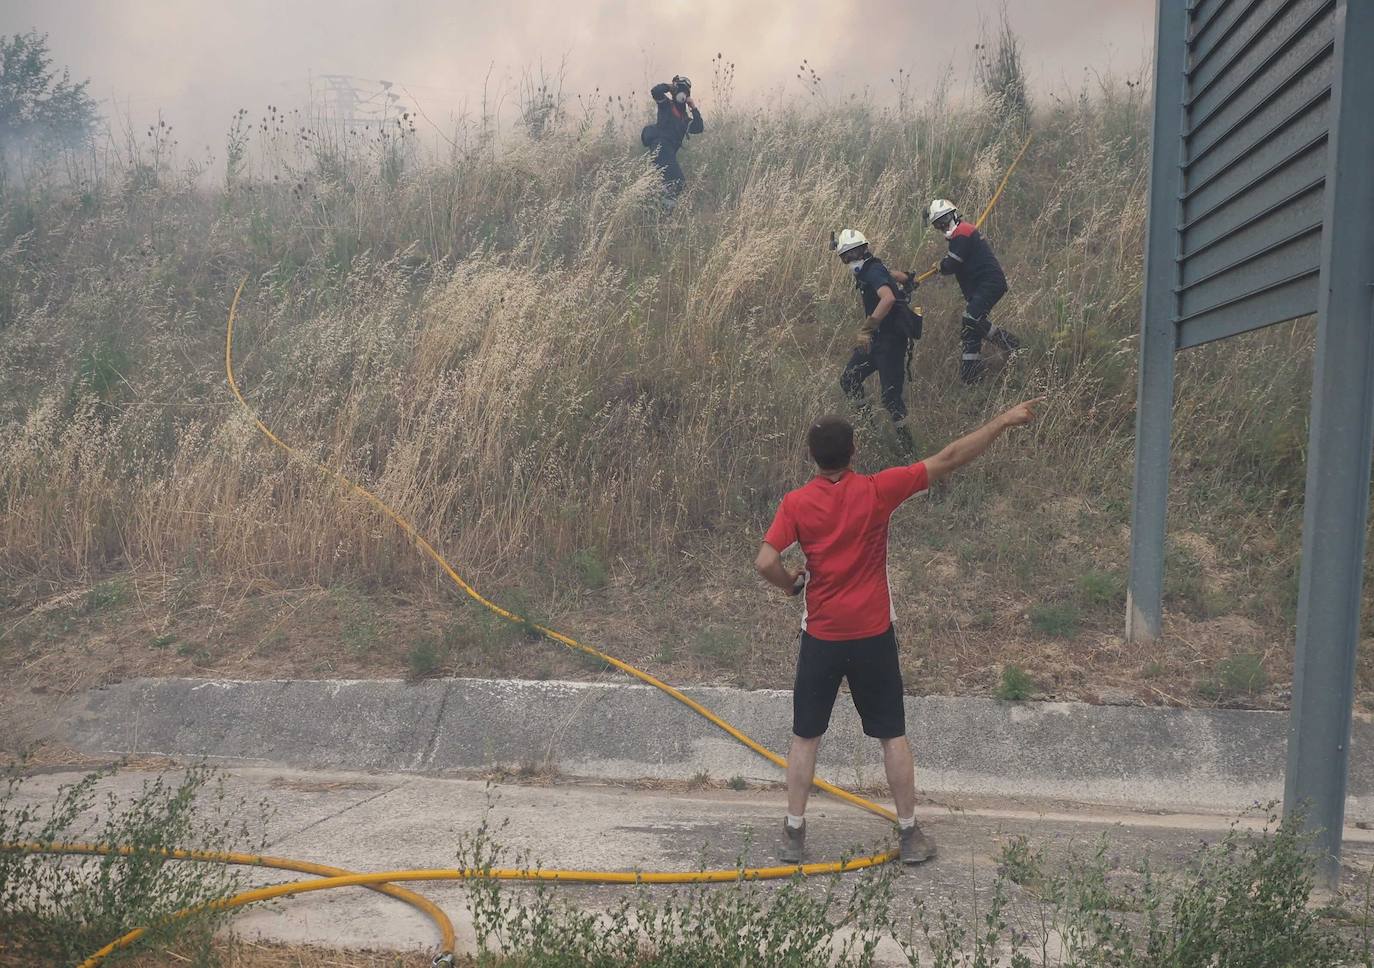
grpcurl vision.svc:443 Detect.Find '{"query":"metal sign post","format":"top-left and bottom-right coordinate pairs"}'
top-left (1126, 0), bottom-right (1188, 644)
top-left (1283, 0), bottom-right (1374, 887)
top-left (1129, 0), bottom-right (1374, 885)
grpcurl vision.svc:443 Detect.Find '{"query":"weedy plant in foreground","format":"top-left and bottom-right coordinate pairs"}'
top-left (0, 772), bottom-right (1365, 967)
top-left (453, 807), bottom-right (896, 968)
top-left (909, 807), bottom-right (1365, 968)
top-left (447, 801), bottom-right (1366, 968)
top-left (0, 764), bottom-right (271, 966)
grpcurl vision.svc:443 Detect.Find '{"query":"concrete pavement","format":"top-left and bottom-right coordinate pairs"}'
top-left (56, 676), bottom-right (1374, 820)
top-left (11, 764), bottom-right (1374, 963)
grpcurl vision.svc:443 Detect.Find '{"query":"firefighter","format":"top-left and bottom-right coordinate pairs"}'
top-left (644, 75), bottom-right (705, 205)
top-left (833, 229), bottom-right (921, 449)
top-left (928, 199), bottom-right (1021, 384)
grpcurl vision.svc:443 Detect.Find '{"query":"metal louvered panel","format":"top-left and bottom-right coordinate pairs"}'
top-left (1172, 0), bottom-right (1332, 342)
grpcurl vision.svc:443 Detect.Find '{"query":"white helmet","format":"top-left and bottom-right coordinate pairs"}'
top-left (833, 228), bottom-right (869, 257)
top-left (928, 199), bottom-right (959, 228)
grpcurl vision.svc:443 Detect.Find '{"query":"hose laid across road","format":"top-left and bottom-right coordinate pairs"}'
top-left (3, 131), bottom-right (1033, 968)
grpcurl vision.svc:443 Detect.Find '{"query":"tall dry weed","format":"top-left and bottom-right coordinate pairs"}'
top-left (0, 80), bottom-right (1325, 635)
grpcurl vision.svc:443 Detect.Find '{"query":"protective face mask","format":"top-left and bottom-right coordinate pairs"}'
top-left (849, 258), bottom-right (866, 273)
top-left (675, 92), bottom-right (688, 104)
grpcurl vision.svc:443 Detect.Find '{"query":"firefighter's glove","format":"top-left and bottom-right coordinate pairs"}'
top-left (856, 315), bottom-right (880, 352)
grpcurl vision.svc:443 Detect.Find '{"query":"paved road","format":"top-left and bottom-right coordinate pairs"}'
top-left (11, 765), bottom-right (1374, 963)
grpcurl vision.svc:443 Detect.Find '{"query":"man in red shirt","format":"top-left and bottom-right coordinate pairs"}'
top-left (755, 398), bottom-right (1042, 864)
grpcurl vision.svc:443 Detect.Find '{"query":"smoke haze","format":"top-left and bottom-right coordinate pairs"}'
top-left (2, 1), bottom-right (1154, 154)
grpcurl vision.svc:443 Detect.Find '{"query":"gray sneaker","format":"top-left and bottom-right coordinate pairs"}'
top-left (780, 819), bottom-right (806, 864)
top-left (899, 822), bottom-right (936, 865)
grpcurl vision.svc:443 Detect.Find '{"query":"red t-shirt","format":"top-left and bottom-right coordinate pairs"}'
top-left (763, 462), bottom-right (929, 641)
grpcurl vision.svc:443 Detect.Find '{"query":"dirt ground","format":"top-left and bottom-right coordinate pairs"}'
top-left (4, 533), bottom-right (1349, 761)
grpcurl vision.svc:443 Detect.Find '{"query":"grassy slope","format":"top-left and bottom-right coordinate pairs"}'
top-left (1, 85), bottom-right (1363, 730)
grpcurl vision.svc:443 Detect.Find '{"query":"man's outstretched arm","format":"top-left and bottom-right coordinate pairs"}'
top-left (755, 542), bottom-right (804, 596)
top-left (923, 397), bottom-right (1044, 484)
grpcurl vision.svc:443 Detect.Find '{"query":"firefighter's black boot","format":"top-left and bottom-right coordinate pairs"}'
top-left (960, 313), bottom-right (989, 385)
top-left (988, 325), bottom-right (1021, 355)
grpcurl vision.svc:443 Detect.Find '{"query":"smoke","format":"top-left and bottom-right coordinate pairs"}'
top-left (1, 0), bottom-right (1153, 156)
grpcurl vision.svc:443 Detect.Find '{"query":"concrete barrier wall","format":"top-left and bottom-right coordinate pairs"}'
top-left (58, 677), bottom-right (1374, 820)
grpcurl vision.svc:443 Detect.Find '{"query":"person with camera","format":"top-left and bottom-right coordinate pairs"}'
top-left (644, 75), bottom-right (705, 205)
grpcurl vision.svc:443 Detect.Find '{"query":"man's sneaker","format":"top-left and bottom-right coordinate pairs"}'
top-left (898, 822), bottom-right (936, 865)
top-left (960, 357), bottom-right (986, 385)
top-left (989, 326), bottom-right (1022, 355)
top-left (780, 819), bottom-right (806, 864)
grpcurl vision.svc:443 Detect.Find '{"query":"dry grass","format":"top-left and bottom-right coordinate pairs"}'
top-left (0, 76), bottom-right (1354, 716)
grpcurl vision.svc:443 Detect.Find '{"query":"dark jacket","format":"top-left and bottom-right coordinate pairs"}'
top-left (649, 83), bottom-right (704, 152)
top-left (939, 222), bottom-right (1007, 301)
top-left (853, 256), bottom-right (916, 339)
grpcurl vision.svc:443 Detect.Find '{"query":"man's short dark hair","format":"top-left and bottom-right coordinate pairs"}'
top-left (807, 416), bottom-right (854, 470)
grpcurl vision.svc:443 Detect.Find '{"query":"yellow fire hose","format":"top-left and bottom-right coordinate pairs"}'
top-left (3, 132), bottom-right (1032, 967)
top-left (1, 843), bottom-right (457, 966)
top-left (916, 132), bottom-right (1034, 283)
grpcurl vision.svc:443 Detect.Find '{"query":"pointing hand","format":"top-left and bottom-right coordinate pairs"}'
top-left (1002, 396), bottom-right (1047, 427)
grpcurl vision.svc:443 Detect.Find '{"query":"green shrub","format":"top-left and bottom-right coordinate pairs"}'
top-left (691, 628), bottom-right (746, 669)
top-left (406, 637), bottom-right (445, 679)
top-left (995, 833), bottom-right (1043, 886)
top-left (447, 803), bottom-right (1353, 968)
top-left (567, 548), bottom-right (609, 590)
top-left (1218, 653), bottom-right (1268, 696)
top-left (81, 578), bottom-right (129, 615)
top-left (454, 810), bottom-right (896, 968)
top-left (1030, 601), bottom-right (1079, 638)
top-left (457, 607), bottom-right (524, 659)
top-left (1199, 654), bottom-right (1269, 702)
top-left (0, 764), bottom-right (270, 966)
top-left (1165, 541), bottom-right (1207, 615)
top-left (1076, 569), bottom-right (1126, 609)
top-left (905, 808), bottom-right (1353, 968)
top-left (995, 664), bottom-right (1035, 701)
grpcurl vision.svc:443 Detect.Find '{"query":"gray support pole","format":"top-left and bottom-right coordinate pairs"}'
top-left (1126, 0), bottom-right (1188, 643)
top-left (1283, 0), bottom-right (1374, 889)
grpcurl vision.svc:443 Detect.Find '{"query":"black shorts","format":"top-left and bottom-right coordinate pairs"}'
top-left (792, 626), bottom-right (906, 739)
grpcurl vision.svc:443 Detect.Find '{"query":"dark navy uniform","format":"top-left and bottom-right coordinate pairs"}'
top-left (647, 84), bottom-right (704, 197)
top-left (841, 256), bottom-right (913, 424)
top-left (939, 222), bottom-right (1018, 383)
